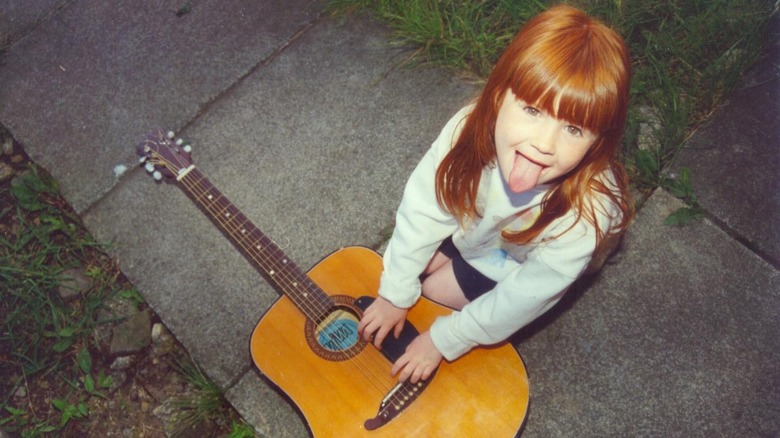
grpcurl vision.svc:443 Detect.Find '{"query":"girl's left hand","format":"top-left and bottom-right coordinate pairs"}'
top-left (391, 331), bottom-right (443, 383)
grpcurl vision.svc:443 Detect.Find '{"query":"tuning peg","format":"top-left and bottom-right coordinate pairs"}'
top-left (145, 162), bottom-right (155, 173)
top-left (167, 131), bottom-right (175, 139)
top-left (139, 156), bottom-right (147, 163)
top-left (175, 138), bottom-right (184, 146)
top-left (183, 144), bottom-right (192, 153)
top-left (153, 170), bottom-right (162, 180)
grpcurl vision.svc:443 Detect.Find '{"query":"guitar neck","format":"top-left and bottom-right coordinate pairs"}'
top-left (176, 167), bottom-right (333, 322)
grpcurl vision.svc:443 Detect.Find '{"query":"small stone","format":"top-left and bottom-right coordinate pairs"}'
top-left (10, 154), bottom-right (24, 164)
top-left (14, 386), bottom-right (27, 398)
top-left (0, 162), bottom-right (14, 183)
top-left (151, 323), bottom-right (165, 343)
top-left (636, 105), bottom-right (663, 152)
top-left (113, 164), bottom-right (128, 178)
top-left (151, 323), bottom-right (175, 356)
top-left (57, 268), bottom-right (94, 302)
top-left (1, 138), bottom-right (12, 155)
top-left (93, 323), bottom-right (113, 352)
top-left (110, 356), bottom-right (133, 370)
top-left (109, 370), bottom-right (127, 391)
top-left (109, 309), bottom-right (152, 355)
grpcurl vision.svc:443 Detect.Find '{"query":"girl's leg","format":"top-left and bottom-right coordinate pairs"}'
top-left (421, 254), bottom-right (470, 310)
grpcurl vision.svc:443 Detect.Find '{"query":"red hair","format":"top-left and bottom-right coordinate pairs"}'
top-left (436, 4), bottom-right (633, 253)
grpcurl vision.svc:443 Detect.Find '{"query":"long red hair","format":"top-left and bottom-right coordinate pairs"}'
top-left (435, 4), bottom-right (633, 252)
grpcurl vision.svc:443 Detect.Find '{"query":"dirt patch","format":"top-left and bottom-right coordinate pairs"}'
top-left (7, 339), bottom-right (217, 437)
top-left (0, 130), bottom-right (245, 437)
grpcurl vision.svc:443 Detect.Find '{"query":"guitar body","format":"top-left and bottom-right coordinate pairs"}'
top-left (137, 130), bottom-right (529, 437)
top-left (251, 246), bottom-right (529, 437)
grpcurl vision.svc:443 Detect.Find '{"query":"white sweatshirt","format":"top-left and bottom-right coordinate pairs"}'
top-left (378, 106), bottom-right (621, 360)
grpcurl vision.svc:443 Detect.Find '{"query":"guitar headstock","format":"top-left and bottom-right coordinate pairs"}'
top-left (137, 129), bottom-right (194, 181)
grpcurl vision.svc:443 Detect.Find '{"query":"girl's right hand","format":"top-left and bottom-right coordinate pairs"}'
top-left (357, 296), bottom-right (408, 349)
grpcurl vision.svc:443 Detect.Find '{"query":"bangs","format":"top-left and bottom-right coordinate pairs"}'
top-left (506, 14), bottom-right (629, 135)
top-left (510, 77), bottom-right (619, 135)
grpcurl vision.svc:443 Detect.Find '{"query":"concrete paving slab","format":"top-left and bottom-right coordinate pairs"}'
top-left (0, 0), bottom-right (69, 49)
top-left (83, 12), bottom-right (476, 397)
top-left (0, 0), bottom-right (321, 213)
top-left (226, 371), bottom-right (308, 438)
top-left (513, 189), bottom-right (780, 437)
top-left (673, 15), bottom-right (780, 266)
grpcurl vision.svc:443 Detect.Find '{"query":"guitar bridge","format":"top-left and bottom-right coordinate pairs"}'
top-left (364, 372), bottom-right (436, 430)
top-left (354, 295), bottom-right (437, 430)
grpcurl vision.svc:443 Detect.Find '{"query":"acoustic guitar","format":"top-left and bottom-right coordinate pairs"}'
top-left (138, 129), bottom-right (529, 437)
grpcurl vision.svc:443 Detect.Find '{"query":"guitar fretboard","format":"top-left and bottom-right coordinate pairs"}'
top-left (178, 167), bottom-right (334, 322)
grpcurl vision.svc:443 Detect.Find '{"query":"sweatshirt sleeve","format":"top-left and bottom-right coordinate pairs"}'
top-left (429, 214), bottom-right (602, 360)
top-left (377, 108), bottom-right (470, 308)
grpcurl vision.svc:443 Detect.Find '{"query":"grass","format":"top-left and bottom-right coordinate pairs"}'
top-left (0, 137), bottom-right (256, 436)
top-left (1, 166), bottom-right (105, 374)
top-left (165, 355), bottom-right (228, 437)
top-left (328, 0), bottom-right (775, 220)
top-left (0, 163), bottom-right (117, 434)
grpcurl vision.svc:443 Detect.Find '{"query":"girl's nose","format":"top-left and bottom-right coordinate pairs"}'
top-left (531, 119), bottom-right (558, 155)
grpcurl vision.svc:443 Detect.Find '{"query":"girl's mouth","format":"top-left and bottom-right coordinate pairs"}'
top-left (508, 151), bottom-right (547, 193)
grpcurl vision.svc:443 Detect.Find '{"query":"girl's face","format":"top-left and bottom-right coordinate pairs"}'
top-left (494, 89), bottom-right (598, 193)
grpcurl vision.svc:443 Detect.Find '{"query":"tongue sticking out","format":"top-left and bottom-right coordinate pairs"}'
top-left (508, 153), bottom-right (544, 193)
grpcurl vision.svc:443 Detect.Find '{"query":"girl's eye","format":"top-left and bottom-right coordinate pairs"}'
top-left (565, 125), bottom-right (584, 137)
top-left (523, 106), bottom-right (541, 116)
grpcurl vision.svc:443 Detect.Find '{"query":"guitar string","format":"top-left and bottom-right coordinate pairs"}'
top-left (148, 144), bottom-right (395, 394)
top-left (179, 169), bottom-right (394, 394)
top-left (144, 133), bottom-right (393, 391)
top-left (145, 135), bottom-right (354, 348)
top-left (146, 143), bottom-right (370, 356)
top-left (143, 135), bottom-right (331, 322)
top-left (147, 134), bottom-right (339, 323)
top-left (186, 172), bottom-right (336, 321)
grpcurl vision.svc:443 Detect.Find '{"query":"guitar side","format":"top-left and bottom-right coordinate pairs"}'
top-left (250, 246), bottom-right (529, 437)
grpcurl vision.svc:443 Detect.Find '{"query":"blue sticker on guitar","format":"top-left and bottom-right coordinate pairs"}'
top-left (318, 319), bottom-right (359, 352)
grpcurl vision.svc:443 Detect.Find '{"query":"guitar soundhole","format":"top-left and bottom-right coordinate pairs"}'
top-left (304, 295), bottom-right (366, 362)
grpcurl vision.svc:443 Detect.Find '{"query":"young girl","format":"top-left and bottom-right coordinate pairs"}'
top-left (358, 4), bottom-right (633, 384)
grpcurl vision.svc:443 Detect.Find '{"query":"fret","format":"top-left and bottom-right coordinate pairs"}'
top-left (212, 197), bottom-right (234, 221)
top-left (222, 209), bottom-right (246, 238)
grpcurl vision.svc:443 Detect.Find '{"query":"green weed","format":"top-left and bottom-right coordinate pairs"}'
top-left (227, 420), bottom-right (258, 438)
top-left (117, 287), bottom-right (145, 310)
top-left (0, 406), bottom-right (57, 435)
top-left (661, 167), bottom-right (704, 225)
top-left (165, 354), bottom-right (228, 436)
top-left (0, 164), bottom-right (117, 434)
top-left (1, 152), bottom-right (247, 438)
top-left (51, 397), bottom-right (89, 428)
